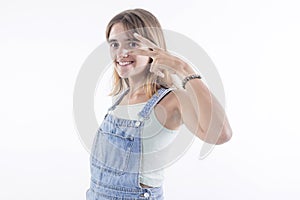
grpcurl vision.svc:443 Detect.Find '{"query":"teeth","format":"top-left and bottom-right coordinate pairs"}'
top-left (118, 61), bottom-right (133, 66)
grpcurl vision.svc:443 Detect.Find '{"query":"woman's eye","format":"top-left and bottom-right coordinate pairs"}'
top-left (110, 42), bottom-right (119, 48)
top-left (129, 42), bottom-right (139, 48)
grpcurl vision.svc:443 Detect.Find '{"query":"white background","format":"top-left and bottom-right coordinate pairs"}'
top-left (1, 0), bottom-right (300, 199)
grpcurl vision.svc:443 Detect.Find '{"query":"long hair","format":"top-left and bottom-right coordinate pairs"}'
top-left (106, 8), bottom-right (170, 98)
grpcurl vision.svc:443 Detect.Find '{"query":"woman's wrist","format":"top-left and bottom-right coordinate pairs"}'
top-left (177, 61), bottom-right (197, 79)
top-left (182, 74), bottom-right (202, 89)
top-left (170, 60), bottom-right (202, 89)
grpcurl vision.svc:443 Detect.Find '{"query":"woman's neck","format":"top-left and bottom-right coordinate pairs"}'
top-left (128, 84), bottom-right (146, 99)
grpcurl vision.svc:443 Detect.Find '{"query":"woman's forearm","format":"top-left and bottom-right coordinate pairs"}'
top-left (179, 63), bottom-right (232, 144)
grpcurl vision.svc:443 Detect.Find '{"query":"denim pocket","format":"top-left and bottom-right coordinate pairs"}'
top-left (91, 125), bottom-right (134, 175)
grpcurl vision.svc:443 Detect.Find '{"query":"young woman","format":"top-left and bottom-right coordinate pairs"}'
top-left (86, 8), bottom-right (232, 200)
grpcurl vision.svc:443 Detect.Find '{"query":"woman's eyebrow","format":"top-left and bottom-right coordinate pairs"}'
top-left (126, 38), bottom-right (139, 42)
top-left (108, 38), bottom-right (139, 43)
top-left (108, 39), bottom-right (117, 43)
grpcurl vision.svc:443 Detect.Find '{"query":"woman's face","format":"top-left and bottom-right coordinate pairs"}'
top-left (108, 23), bottom-right (150, 79)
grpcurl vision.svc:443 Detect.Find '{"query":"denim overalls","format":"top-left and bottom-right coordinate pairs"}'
top-left (86, 87), bottom-right (173, 200)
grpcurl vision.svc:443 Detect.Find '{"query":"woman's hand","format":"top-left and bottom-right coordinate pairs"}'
top-left (129, 33), bottom-right (192, 86)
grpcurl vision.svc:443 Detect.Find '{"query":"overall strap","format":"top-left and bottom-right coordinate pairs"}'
top-left (138, 87), bottom-right (175, 120)
top-left (107, 88), bottom-right (130, 112)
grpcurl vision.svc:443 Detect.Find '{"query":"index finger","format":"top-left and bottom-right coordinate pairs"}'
top-left (133, 33), bottom-right (158, 49)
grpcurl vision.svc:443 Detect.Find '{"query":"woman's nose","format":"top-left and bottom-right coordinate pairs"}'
top-left (117, 48), bottom-right (129, 58)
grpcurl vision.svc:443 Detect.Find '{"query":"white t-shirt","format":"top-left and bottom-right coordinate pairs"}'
top-left (111, 102), bottom-right (179, 187)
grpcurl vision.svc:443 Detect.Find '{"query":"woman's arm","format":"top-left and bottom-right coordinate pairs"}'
top-left (174, 62), bottom-right (232, 145)
top-left (130, 33), bottom-right (232, 145)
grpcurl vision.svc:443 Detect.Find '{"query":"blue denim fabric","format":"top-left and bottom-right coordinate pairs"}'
top-left (86, 87), bottom-right (173, 200)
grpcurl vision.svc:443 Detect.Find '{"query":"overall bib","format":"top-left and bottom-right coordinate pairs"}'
top-left (86, 87), bottom-right (173, 200)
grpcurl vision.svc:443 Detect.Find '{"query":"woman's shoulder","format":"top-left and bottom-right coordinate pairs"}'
top-left (157, 87), bottom-right (182, 111)
top-left (155, 88), bottom-right (183, 129)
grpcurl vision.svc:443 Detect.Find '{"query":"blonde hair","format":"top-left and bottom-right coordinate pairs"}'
top-left (106, 8), bottom-right (170, 98)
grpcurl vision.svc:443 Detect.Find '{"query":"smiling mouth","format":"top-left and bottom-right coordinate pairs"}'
top-left (117, 61), bottom-right (134, 66)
